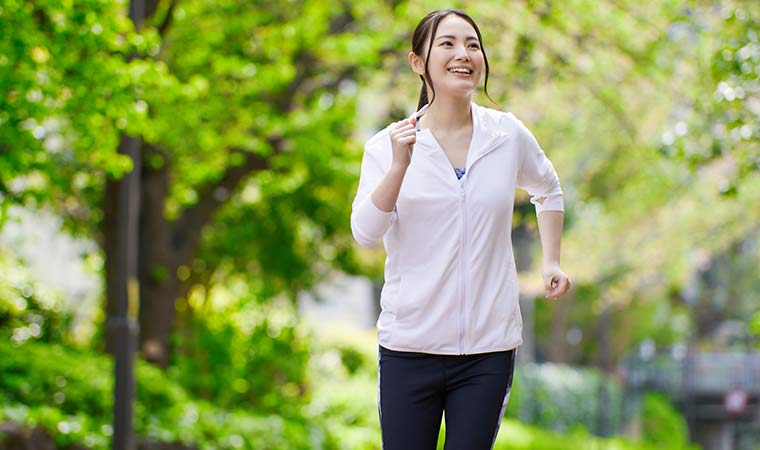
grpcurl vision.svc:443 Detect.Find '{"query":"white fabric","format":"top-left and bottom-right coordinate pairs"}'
top-left (351, 103), bottom-right (563, 355)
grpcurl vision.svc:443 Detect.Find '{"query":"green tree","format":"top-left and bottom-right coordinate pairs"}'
top-left (2, 0), bottom-right (404, 366)
top-left (664, 1), bottom-right (759, 182)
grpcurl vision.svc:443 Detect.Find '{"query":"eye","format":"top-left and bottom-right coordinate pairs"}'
top-left (468, 43), bottom-right (481, 50)
top-left (440, 41), bottom-right (453, 47)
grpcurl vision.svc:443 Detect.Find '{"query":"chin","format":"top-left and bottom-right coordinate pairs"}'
top-left (435, 84), bottom-right (477, 99)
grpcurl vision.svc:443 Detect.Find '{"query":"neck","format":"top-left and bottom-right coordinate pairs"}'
top-left (421, 94), bottom-right (472, 131)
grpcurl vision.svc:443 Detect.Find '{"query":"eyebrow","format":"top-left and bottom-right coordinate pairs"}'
top-left (435, 34), bottom-right (479, 41)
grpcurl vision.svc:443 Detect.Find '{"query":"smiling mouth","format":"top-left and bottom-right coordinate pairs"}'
top-left (448, 67), bottom-right (472, 75)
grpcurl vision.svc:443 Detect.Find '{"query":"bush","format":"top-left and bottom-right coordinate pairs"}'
top-left (640, 392), bottom-right (697, 450)
top-left (168, 298), bottom-right (311, 416)
top-left (0, 327), bottom-right (698, 450)
top-left (0, 339), bottom-right (319, 450)
top-left (304, 326), bottom-right (381, 449)
top-left (492, 420), bottom-right (662, 450)
top-left (507, 362), bottom-right (623, 434)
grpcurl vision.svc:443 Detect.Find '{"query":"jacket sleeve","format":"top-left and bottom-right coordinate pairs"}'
top-left (515, 120), bottom-right (564, 216)
top-left (350, 140), bottom-right (397, 247)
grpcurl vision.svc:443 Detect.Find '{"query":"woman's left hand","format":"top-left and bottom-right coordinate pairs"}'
top-left (542, 264), bottom-right (571, 299)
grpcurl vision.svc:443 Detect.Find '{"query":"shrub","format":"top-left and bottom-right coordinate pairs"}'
top-left (492, 420), bottom-right (662, 450)
top-left (507, 362), bottom-right (623, 435)
top-left (304, 326), bottom-right (381, 449)
top-left (640, 392), bottom-right (697, 450)
top-left (0, 339), bottom-right (318, 450)
top-left (168, 299), bottom-right (311, 416)
top-left (0, 327), bottom-right (699, 450)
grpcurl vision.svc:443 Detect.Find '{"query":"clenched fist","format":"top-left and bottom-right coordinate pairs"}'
top-left (389, 114), bottom-right (418, 170)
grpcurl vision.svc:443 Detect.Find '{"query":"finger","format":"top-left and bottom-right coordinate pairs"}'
top-left (544, 275), bottom-right (559, 297)
top-left (544, 276), bottom-right (554, 294)
top-left (391, 130), bottom-right (417, 141)
top-left (394, 122), bottom-right (416, 133)
top-left (556, 276), bottom-right (570, 293)
top-left (549, 277), bottom-right (570, 299)
top-left (395, 117), bottom-right (416, 128)
top-left (393, 127), bottom-right (417, 139)
top-left (396, 135), bottom-right (416, 145)
top-left (395, 125), bottom-right (417, 135)
top-left (394, 130), bottom-right (417, 141)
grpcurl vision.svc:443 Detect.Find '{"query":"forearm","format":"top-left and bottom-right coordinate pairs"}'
top-left (537, 210), bottom-right (564, 266)
top-left (370, 165), bottom-right (408, 212)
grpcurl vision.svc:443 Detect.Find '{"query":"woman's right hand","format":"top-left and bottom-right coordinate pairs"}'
top-left (389, 115), bottom-right (418, 170)
top-left (369, 114), bottom-right (419, 213)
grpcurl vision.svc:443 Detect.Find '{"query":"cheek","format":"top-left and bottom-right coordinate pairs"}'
top-left (426, 54), bottom-right (449, 77)
top-left (427, 51), bottom-right (447, 69)
top-left (475, 57), bottom-right (486, 78)
top-left (473, 53), bottom-right (485, 68)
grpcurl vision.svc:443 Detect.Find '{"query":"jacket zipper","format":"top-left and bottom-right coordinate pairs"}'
top-left (458, 187), bottom-right (467, 354)
top-left (457, 134), bottom-right (508, 355)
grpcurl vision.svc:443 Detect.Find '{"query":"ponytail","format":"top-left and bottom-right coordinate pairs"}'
top-left (417, 82), bottom-right (429, 111)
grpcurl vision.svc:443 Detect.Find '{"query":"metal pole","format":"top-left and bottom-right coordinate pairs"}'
top-left (110, 135), bottom-right (142, 450)
top-left (111, 2), bottom-right (144, 449)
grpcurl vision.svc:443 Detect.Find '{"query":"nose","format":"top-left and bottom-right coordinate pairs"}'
top-left (454, 43), bottom-right (470, 61)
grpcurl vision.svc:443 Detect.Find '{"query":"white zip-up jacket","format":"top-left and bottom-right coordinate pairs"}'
top-left (351, 103), bottom-right (563, 355)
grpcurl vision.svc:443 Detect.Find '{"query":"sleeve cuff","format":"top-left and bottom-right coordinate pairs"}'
top-left (532, 193), bottom-right (564, 216)
top-left (351, 197), bottom-right (397, 247)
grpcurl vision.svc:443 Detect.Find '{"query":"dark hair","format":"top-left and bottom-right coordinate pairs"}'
top-left (411, 10), bottom-right (493, 110)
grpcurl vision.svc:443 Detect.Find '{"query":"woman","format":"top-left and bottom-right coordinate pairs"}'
top-left (350, 9), bottom-right (571, 450)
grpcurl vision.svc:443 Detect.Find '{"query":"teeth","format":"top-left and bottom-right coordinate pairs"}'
top-left (449, 68), bottom-right (471, 74)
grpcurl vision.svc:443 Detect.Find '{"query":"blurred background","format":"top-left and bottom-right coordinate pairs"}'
top-left (1, 0), bottom-right (759, 449)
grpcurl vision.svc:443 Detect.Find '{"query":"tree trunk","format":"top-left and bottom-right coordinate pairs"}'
top-left (103, 174), bottom-right (121, 354)
top-left (104, 141), bottom-right (182, 367)
top-left (137, 147), bottom-right (179, 367)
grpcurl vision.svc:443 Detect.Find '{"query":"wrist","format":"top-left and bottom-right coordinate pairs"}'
top-left (388, 163), bottom-right (409, 176)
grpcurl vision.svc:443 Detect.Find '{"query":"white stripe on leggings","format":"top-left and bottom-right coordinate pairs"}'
top-left (378, 349), bottom-right (384, 450)
top-left (489, 388), bottom-right (511, 450)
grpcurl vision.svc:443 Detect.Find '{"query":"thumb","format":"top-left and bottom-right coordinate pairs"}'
top-left (544, 274), bottom-right (558, 293)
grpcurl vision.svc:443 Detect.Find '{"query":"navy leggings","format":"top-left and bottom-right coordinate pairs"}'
top-left (378, 346), bottom-right (516, 450)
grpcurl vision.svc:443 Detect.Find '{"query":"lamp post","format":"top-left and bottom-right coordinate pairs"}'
top-left (109, 133), bottom-right (141, 450)
top-left (108, 1), bottom-right (144, 450)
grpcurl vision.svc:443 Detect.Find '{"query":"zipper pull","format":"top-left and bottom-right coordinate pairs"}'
top-left (414, 104), bottom-right (429, 132)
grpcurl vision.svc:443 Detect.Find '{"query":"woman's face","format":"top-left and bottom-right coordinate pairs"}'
top-left (414, 15), bottom-right (485, 100)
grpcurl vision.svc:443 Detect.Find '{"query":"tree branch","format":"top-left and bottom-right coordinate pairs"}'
top-left (170, 143), bottom-right (276, 265)
top-left (269, 50), bottom-right (319, 112)
top-left (166, 9), bottom-right (402, 267)
top-left (157, 0), bottom-right (178, 38)
top-left (145, 0), bottom-right (161, 21)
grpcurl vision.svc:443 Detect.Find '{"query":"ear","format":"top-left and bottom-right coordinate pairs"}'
top-left (408, 51), bottom-right (425, 76)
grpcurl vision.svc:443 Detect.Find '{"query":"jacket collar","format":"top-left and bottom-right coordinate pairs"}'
top-left (414, 102), bottom-right (509, 160)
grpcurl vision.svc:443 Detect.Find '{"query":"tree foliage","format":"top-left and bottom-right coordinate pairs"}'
top-left (3, 0), bottom-right (408, 364)
top-left (0, 0), bottom-right (142, 226)
top-left (1, 0), bottom-right (758, 370)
